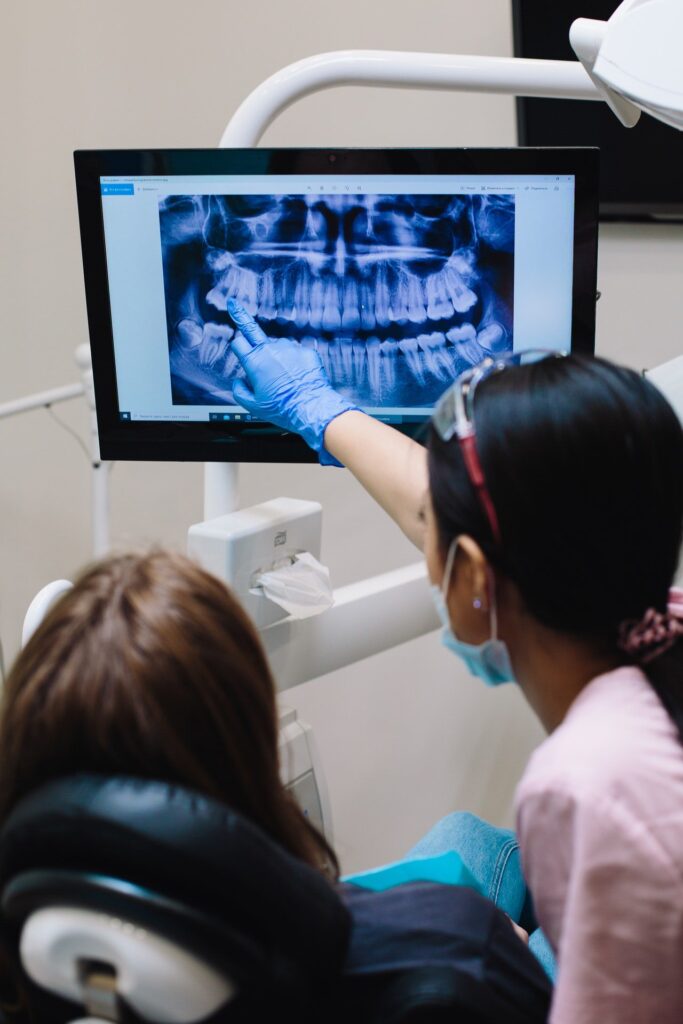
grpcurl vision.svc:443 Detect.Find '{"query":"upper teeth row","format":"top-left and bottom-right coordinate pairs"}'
top-left (205, 256), bottom-right (478, 331)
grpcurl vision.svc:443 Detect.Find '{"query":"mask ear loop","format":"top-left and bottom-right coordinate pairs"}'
top-left (441, 538), bottom-right (459, 600)
top-left (443, 538), bottom-right (498, 643)
top-left (485, 565), bottom-right (499, 641)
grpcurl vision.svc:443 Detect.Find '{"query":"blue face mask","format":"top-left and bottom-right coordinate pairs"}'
top-left (430, 539), bottom-right (515, 687)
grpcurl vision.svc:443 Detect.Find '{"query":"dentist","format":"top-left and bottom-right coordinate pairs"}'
top-left (226, 298), bottom-right (683, 1024)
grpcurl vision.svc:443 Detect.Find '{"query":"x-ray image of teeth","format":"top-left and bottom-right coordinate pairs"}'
top-left (159, 192), bottom-right (515, 409)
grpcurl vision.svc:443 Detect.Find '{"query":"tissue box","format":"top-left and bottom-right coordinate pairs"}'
top-left (188, 497), bottom-right (323, 629)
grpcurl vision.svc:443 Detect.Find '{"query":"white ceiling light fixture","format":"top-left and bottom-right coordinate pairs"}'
top-left (571, 0), bottom-right (683, 131)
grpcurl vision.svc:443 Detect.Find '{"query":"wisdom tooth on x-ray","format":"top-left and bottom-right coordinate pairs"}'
top-left (160, 192), bottom-right (515, 408)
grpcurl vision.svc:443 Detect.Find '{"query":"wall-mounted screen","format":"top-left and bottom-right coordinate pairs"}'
top-left (74, 149), bottom-right (598, 462)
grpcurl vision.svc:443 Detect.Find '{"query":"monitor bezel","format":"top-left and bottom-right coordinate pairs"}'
top-left (74, 147), bottom-right (599, 463)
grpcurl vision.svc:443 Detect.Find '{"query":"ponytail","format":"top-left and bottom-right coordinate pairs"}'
top-left (617, 589), bottom-right (683, 744)
top-left (644, 645), bottom-right (683, 744)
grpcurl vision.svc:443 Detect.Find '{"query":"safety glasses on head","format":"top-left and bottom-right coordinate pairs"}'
top-left (431, 349), bottom-right (567, 545)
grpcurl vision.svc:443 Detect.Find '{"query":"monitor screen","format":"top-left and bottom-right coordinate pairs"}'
top-left (75, 149), bottom-right (598, 462)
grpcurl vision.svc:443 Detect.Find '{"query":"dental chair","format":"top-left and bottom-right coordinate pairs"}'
top-left (0, 775), bottom-right (349, 1024)
top-left (0, 775), bottom-right (551, 1024)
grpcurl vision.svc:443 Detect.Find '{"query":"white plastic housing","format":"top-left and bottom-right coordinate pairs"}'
top-left (21, 907), bottom-right (234, 1023)
top-left (578, 1), bottom-right (683, 130)
top-left (22, 580), bottom-right (73, 647)
top-left (569, 16), bottom-right (641, 127)
top-left (188, 497), bottom-right (323, 629)
top-left (264, 561), bottom-right (437, 690)
top-left (279, 704), bottom-right (333, 839)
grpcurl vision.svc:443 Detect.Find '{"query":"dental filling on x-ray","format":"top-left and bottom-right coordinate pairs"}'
top-left (100, 174), bottom-right (576, 423)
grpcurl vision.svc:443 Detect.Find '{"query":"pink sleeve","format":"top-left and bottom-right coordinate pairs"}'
top-left (518, 788), bottom-right (681, 1024)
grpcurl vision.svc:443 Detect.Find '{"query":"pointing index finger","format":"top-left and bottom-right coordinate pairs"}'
top-left (227, 299), bottom-right (267, 348)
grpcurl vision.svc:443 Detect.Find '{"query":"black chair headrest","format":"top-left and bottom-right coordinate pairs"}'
top-left (0, 774), bottom-right (349, 990)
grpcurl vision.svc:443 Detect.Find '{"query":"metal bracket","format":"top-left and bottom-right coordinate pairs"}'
top-left (79, 961), bottom-right (120, 1022)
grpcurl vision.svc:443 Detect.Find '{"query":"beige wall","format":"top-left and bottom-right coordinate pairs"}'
top-left (1, 1), bottom-right (682, 872)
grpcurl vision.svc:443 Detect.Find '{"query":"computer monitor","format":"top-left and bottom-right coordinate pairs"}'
top-left (74, 148), bottom-right (598, 463)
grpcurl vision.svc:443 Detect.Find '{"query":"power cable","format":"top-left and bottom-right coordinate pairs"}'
top-left (45, 404), bottom-right (91, 463)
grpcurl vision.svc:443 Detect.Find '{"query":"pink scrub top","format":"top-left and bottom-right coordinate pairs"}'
top-left (515, 665), bottom-right (683, 1024)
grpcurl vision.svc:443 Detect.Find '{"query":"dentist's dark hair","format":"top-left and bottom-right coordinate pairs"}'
top-left (428, 354), bottom-right (683, 739)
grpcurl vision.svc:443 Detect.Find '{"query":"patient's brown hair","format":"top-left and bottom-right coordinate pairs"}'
top-left (0, 550), bottom-right (337, 876)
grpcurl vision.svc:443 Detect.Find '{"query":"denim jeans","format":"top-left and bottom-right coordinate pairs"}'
top-left (407, 811), bottom-right (556, 981)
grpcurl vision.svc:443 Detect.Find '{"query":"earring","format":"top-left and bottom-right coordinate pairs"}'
top-left (473, 598), bottom-right (482, 610)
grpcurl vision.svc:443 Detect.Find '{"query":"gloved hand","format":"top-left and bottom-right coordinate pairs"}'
top-left (227, 299), bottom-right (358, 465)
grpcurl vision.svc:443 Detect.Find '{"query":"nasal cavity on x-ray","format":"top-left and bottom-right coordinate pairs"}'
top-left (159, 192), bottom-right (515, 409)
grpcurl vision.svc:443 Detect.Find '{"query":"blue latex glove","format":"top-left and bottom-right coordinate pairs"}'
top-left (227, 299), bottom-right (358, 466)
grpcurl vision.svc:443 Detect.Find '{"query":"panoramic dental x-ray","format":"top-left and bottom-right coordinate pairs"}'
top-left (160, 191), bottom-right (514, 410)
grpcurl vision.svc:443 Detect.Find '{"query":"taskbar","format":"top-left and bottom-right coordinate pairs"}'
top-left (120, 411), bottom-right (431, 425)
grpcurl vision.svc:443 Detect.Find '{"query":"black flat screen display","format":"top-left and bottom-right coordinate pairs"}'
top-left (74, 148), bottom-right (598, 463)
top-left (513, 0), bottom-right (683, 220)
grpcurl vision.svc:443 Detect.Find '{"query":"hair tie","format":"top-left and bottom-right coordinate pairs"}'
top-left (618, 588), bottom-right (683, 663)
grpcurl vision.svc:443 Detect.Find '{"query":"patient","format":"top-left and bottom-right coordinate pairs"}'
top-left (0, 550), bottom-right (550, 1020)
top-left (0, 550), bottom-right (334, 874)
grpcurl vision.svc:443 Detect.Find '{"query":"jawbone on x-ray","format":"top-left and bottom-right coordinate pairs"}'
top-left (160, 192), bottom-right (515, 409)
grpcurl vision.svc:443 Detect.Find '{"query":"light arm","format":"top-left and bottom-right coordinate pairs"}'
top-left (220, 50), bottom-right (600, 147)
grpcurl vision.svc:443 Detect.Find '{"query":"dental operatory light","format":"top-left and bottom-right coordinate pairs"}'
top-left (571, 0), bottom-right (683, 131)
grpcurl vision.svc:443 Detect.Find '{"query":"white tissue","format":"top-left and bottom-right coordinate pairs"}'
top-left (251, 552), bottom-right (334, 619)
